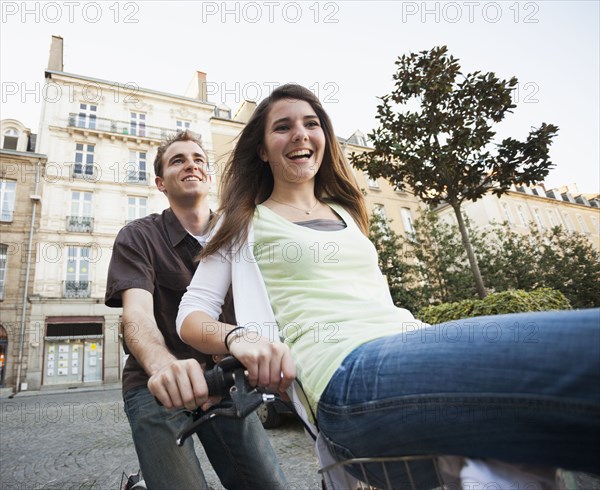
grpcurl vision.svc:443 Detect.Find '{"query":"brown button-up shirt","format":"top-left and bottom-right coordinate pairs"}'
top-left (105, 208), bottom-right (233, 394)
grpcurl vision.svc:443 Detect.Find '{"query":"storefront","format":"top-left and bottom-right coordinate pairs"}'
top-left (43, 316), bottom-right (104, 386)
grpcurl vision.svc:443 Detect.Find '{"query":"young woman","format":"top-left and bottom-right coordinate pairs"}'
top-left (176, 84), bottom-right (600, 487)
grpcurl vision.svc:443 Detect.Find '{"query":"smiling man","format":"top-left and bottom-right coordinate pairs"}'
top-left (105, 131), bottom-right (287, 489)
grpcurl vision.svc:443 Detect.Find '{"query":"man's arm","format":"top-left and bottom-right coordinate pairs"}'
top-left (122, 288), bottom-right (210, 411)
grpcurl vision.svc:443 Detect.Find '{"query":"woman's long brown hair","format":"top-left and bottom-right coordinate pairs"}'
top-left (200, 84), bottom-right (369, 259)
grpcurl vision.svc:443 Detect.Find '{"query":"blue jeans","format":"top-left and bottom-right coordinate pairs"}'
top-left (124, 386), bottom-right (288, 490)
top-left (317, 309), bottom-right (600, 488)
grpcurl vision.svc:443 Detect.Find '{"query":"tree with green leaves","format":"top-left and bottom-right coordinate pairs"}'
top-left (479, 223), bottom-right (600, 309)
top-left (368, 211), bottom-right (418, 311)
top-left (542, 227), bottom-right (600, 309)
top-left (352, 46), bottom-right (559, 298)
top-left (401, 211), bottom-right (479, 308)
top-left (476, 223), bottom-right (544, 293)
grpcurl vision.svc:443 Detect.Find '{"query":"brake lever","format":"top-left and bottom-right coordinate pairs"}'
top-left (176, 367), bottom-right (275, 446)
top-left (229, 368), bottom-right (276, 417)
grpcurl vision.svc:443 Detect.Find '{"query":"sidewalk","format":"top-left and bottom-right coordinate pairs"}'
top-left (0, 382), bottom-right (122, 399)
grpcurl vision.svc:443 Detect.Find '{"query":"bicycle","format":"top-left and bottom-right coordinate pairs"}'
top-left (122, 356), bottom-right (595, 490)
top-left (176, 357), bottom-right (580, 490)
top-left (119, 469), bottom-right (146, 490)
top-left (175, 356), bottom-right (448, 490)
top-left (120, 356), bottom-right (277, 490)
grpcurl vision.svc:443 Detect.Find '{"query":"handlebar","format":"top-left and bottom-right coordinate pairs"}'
top-left (202, 356), bottom-right (245, 397)
top-left (175, 356), bottom-right (276, 446)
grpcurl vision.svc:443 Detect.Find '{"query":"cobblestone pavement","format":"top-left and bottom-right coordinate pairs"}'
top-left (2, 388), bottom-right (599, 490)
top-left (1, 387), bottom-right (321, 490)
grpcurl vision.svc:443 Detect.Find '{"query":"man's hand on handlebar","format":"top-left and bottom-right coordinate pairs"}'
top-left (147, 359), bottom-right (219, 411)
top-left (227, 336), bottom-right (296, 395)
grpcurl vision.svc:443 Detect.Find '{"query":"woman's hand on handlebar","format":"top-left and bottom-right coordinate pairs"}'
top-left (228, 337), bottom-right (296, 394)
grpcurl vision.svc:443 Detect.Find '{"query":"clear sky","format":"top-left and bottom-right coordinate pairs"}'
top-left (1, 0), bottom-right (598, 193)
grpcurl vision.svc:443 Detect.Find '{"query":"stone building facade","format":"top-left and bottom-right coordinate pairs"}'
top-left (6, 36), bottom-right (423, 391)
top-left (0, 118), bottom-right (46, 390)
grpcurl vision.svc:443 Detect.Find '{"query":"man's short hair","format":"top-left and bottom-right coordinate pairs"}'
top-left (153, 130), bottom-right (205, 178)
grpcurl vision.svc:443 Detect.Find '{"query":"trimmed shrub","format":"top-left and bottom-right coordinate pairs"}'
top-left (417, 288), bottom-right (571, 325)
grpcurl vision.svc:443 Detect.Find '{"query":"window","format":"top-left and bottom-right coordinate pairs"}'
top-left (517, 205), bottom-right (528, 227)
top-left (373, 204), bottom-right (387, 221)
top-left (0, 244), bottom-right (7, 300)
top-left (176, 120), bottom-right (191, 130)
top-left (73, 143), bottom-right (95, 178)
top-left (2, 128), bottom-right (18, 150)
top-left (65, 246), bottom-right (91, 298)
top-left (533, 208), bottom-right (545, 229)
top-left (577, 215), bottom-right (590, 234)
top-left (127, 196), bottom-right (147, 222)
top-left (70, 191), bottom-right (92, 217)
top-left (563, 213), bottom-right (575, 232)
top-left (130, 112), bottom-right (146, 137)
top-left (364, 171), bottom-right (379, 189)
top-left (371, 204), bottom-right (388, 235)
top-left (547, 210), bottom-right (558, 228)
top-left (502, 203), bottom-right (514, 225)
top-left (0, 180), bottom-right (16, 221)
top-left (215, 105), bottom-right (232, 119)
top-left (77, 103), bottom-right (97, 129)
top-left (67, 191), bottom-right (93, 232)
top-left (127, 150), bottom-right (148, 183)
top-left (401, 207), bottom-right (416, 238)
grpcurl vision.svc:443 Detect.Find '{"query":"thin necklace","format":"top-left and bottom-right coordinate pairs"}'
top-left (269, 197), bottom-right (319, 215)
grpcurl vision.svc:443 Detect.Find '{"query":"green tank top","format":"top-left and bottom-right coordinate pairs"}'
top-left (253, 202), bottom-right (422, 412)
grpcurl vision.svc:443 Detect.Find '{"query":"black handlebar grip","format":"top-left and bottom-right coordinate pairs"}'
top-left (203, 357), bottom-right (244, 397)
top-left (203, 366), bottom-right (223, 397)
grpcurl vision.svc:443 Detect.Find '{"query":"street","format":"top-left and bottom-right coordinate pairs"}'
top-left (0, 387), bottom-right (322, 489)
top-left (3, 388), bottom-right (599, 490)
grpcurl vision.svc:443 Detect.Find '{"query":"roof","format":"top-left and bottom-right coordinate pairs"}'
top-left (45, 70), bottom-right (217, 108)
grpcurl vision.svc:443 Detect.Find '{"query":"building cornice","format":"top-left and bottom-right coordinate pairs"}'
top-left (0, 149), bottom-right (47, 160)
top-left (45, 70), bottom-right (217, 110)
top-left (210, 117), bottom-right (245, 127)
top-left (434, 188), bottom-right (599, 212)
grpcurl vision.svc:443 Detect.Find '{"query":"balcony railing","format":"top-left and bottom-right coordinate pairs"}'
top-left (126, 170), bottom-right (150, 184)
top-left (68, 113), bottom-right (176, 141)
top-left (71, 164), bottom-right (99, 180)
top-left (66, 216), bottom-right (94, 233)
top-left (63, 280), bottom-right (91, 298)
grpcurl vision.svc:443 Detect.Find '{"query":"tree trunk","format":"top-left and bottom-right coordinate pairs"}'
top-left (452, 203), bottom-right (487, 299)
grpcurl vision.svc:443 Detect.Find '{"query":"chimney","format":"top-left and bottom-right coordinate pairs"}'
top-left (185, 71), bottom-right (208, 101)
top-left (47, 35), bottom-right (64, 72)
top-left (196, 71), bottom-right (207, 101)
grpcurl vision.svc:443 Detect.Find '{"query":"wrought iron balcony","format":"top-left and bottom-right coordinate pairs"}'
top-left (68, 113), bottom-right (176, 141)
top-left (63, 280), bottom-right (91, 298)
top-left (126, 170), bottom-right (150, 184)
top-left (66, 216), bottom-right (94, 233)
top-left (71, 163), bottom-right (99, 180)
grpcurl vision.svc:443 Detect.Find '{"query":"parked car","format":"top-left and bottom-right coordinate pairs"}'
top-left (256, 397), bottom-right (294, 428)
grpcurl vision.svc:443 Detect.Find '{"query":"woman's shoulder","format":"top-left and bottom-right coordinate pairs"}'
top-left (324, 200), bottom-right (353, 220)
